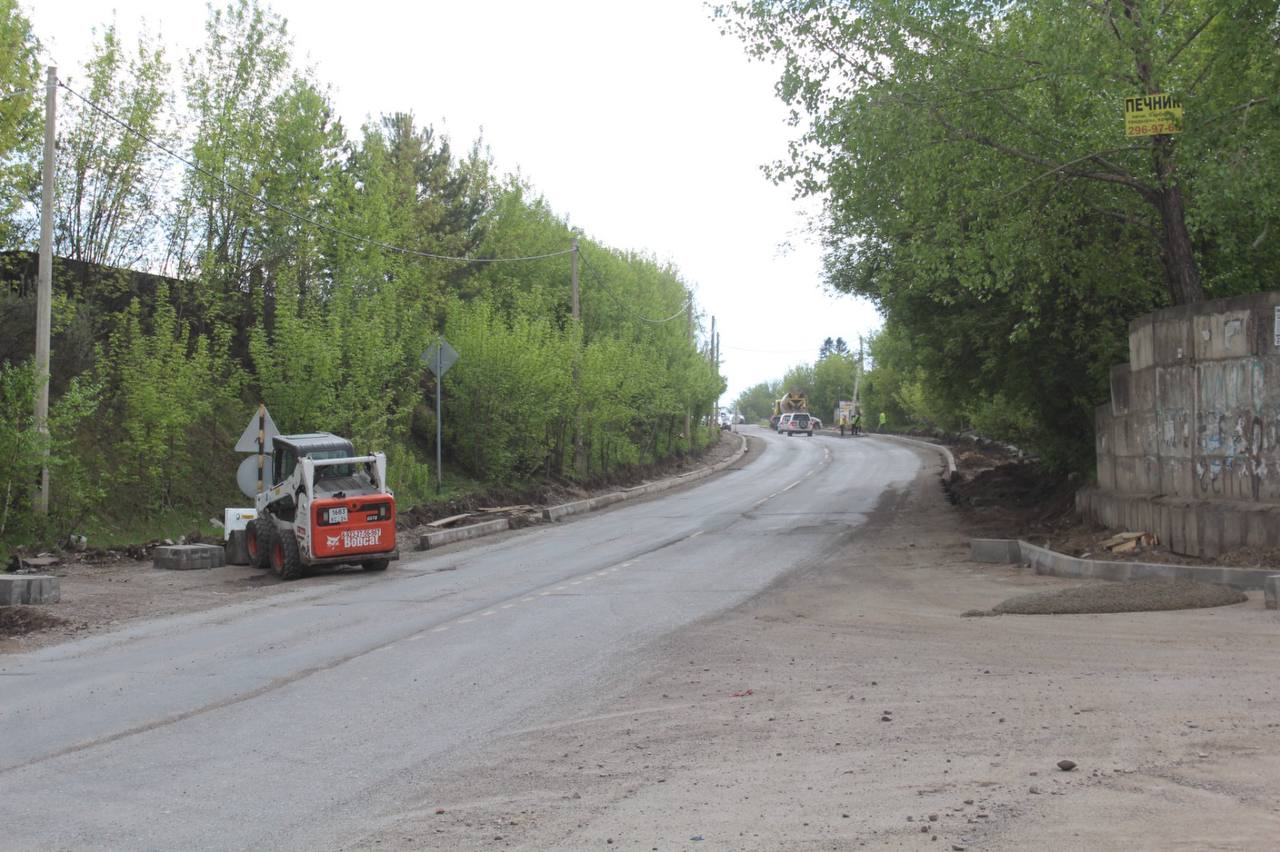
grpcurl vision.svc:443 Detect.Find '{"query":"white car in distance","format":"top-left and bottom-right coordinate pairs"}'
top-left (776, 412), bottom-right (814, 437)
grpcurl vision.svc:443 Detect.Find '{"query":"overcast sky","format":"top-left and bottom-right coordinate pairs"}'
top-left (28, 0), bottom-right (882, 404)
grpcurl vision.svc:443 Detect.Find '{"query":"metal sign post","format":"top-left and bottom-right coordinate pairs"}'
top-left (234, 405), bottom-right (280, 499)
top-left (422, 337), bottom-right (459, 494)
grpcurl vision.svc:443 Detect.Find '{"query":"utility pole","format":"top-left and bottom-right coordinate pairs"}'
top-left (684, 298), bottom-right (693, 443)
top-left (570, 237), bottom-right (579, 320)
top-left (714, 330), bottom-right (721, 428)
top-left (571, 238), bottom-right (584, 475)
top-left (709, 316), bottom-right (716, 432)
top-left (852, 334), bottom-right (864, 414)
top-left (35, 66), bottom-right (55, 514)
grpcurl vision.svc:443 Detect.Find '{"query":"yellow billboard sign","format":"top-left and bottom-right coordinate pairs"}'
top-left (1124, 94), bottom-right (1183, 137)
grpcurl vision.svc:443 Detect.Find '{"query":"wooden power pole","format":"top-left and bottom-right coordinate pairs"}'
top-left (35, 66), bottom-right (55, 514)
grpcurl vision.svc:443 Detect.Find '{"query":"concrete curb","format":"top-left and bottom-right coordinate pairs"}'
top-left (879, 433), bottom-right (958, 480)
top-left (543, 433), bottom-right (750, 522)
top-left (152, 544), bottom-right (226, 571)
top-left (416, 433), bottom-right (750, 551)
top-left (420, 518), bottom-right (510, 550)
top-left (971, 537), bottom-right (1277, 591)
top-left (0, 575), bottom-right (60, 605)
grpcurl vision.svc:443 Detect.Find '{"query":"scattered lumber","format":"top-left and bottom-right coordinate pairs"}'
top-left (426, 513), bottom-right (472, 528)
top-left (1099, 531), bottom-right (1157, 553)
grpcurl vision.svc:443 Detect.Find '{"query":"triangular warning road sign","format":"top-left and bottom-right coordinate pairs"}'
top-left (234, 406), bottom-right (281, 453)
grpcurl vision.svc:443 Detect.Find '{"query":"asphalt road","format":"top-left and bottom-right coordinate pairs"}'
top-left (0, 428), bottom-right (927, 851)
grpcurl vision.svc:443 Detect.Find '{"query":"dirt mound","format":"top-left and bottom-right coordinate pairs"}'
top-left (985, 578), bottom-right (1247, 615)
top-left (0, 606), bottom-right (68, 638)
top-left (947, 459), bottom-right (1078, 539)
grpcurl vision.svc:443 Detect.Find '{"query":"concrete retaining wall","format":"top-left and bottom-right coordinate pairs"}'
top-left (1085, 291), bottom-right (1280, 557)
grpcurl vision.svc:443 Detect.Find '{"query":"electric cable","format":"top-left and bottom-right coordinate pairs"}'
top-left (577, 249), bottom-right (693, 324)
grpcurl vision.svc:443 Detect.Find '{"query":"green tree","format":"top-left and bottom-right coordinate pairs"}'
top-left (720, 0), bottom-right (1280, 307)
top-left (734, 380), bottom-right (781, 423)
top-left (107, 284), bottom-right (243, 513)
top-left (170, 0), bottom-right (294, 300)
top-left (811, 351), bottom-right (856, 424)
top-left (0, 0), bottom-right (40, 248)
top-left (55, 21), bottom-right (172, 268)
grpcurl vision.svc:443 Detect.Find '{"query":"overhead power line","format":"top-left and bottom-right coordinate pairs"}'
top-left (723, 345), bottom-right (829, 355)
top-left (577, 250), bottom-right (692, 325)
top-left (56, 79), bottom-right (574, 265)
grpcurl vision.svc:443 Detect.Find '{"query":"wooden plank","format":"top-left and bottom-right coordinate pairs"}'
top-left (426, 513), bottom-right (472, 528)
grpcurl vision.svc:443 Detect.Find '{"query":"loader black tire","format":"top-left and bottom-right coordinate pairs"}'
top-left (269, 527), bottom-right (305, 581)
top-left (361, 558), bottom-right (390, 572)
top-left (246, 519), bottom-right (271, 570)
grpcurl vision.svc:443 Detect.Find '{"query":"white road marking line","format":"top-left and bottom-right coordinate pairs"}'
top-left (520, 597), bottom-right (535, 603)
top-left (539, 591), bottom-right (552, 596)
top-left (688, 530), bottom-right (704, 539)
top-left (782, 481), bottom-right (799, 492)
top-left (555, 585), bottom-right (568, 591)
top-left (432, 626), bottom-right (448, 633)
top-left (500, 604), bottom-right (515, 609)
top-left (621, 561), bottom-right (634, 567)
top-left (569, 580), bottom-right (582, 586)
top-left (458, 617), bottom-right (475, 624)
top-left (480, 610), bottom-right (496, 617)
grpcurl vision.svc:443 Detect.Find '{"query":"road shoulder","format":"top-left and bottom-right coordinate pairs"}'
top-left (358, 455), bottom-right (1280, 851)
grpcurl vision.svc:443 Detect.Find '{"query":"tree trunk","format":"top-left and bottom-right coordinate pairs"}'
top-left (1155, 183), bottom-right (1205, 306)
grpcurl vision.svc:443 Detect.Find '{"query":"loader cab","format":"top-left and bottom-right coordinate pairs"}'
top-left (272, 433), bottom-right (357, 487)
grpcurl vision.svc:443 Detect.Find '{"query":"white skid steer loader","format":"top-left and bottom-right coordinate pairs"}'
top-left (246, 433), bottom-right (399, 580)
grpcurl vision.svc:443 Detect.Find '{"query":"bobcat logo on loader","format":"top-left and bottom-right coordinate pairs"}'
top-left (326, 533), bottom-right (342, 549)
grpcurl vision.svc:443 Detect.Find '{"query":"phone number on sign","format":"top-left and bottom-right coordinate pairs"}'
top-left (1127, 122), bottom-right (1178, 136)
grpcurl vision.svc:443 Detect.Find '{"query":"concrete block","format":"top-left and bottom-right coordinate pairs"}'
top-left (1096, 453), bottom-right (1116, 492)
top-left (1161, 457), bottom-right (1192, 497)
top-left (0, 575), bottom-right (60, 605)
top-left (543, 491), bottom-right (627, 522)
top-left (1132, 411), bottom-right (1160, 457)
top-left (1110, 365), bottom-right (1132, 416)
top-left (1113, 455), bottom-right (1146, 494)
top-left (1156, 411), bottom-right (1193, 459)
top-left (1130, 368), bottom-right (1157, 414)
top-left (1156, 364), bottom-right (1194, 415)
top-left (419, 518), bottom-right (509, 550)
top-left (1096, 404), bottom-right (1114, 456)
top-left (1246, 508), bottom-right (1275, 548)
top-left (1129, 319), bottom-right (1155, 370)
top-left (969, 539), bottom-right (1021, 563)
top-left (1153, 317), bottom-right (1191, 366)
top-left (152, 544), bottom-right (225, 571)
top-left (224, 529), bottom-right (250, 565)
top-left (1265, 575), bottom-right (1280, 610)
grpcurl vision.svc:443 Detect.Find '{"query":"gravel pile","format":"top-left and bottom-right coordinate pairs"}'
top-left (986, 578), bottom-right (1247, 615)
